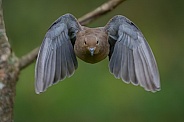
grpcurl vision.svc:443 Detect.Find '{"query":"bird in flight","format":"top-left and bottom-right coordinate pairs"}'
top-left (35, 13), bottom-right (160, 94)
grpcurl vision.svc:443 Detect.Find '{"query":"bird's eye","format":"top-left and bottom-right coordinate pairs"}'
top-left (97, 41), bottom-right (99, 44)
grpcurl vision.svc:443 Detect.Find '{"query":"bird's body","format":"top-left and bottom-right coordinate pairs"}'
top-left (74, 27), bottom-right (109, 63)
top-left (35, 14), bottom-right (160, 94)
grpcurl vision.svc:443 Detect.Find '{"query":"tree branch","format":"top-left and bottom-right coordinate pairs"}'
top-left (78, 0), bottom-right (125, 25)
top-left (19, 47), bottom-right (39, 70)
top-left (0, 0), bottom-right (19, 121)
top-left (18, 0), bottom-right (126, 70)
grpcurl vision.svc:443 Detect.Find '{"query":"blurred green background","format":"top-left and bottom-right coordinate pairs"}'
top-left (2, 0), bottom-right (184, 121)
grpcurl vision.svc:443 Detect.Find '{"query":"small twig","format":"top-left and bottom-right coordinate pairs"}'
top-left (19, 47), bottom-right (39, 70)
top-left (19, 0), bottom-right (126, 70)
top-left (79, 0), bottom-right (126, 25)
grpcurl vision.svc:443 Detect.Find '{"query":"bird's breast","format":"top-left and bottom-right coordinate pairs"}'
top-left (74, 47), bottom-right (109, 64)
top-left (75, 50), bottom-right (105, 63)
top-left (74, 27), bottom-right (110, 64)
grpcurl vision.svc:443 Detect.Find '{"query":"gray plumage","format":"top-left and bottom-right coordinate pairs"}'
top-left (105, 15), bottom-right (160, 91)
top-left (35, 14), bottom-right (160, 94)
top-left (35, 14), bottom-right (80, 93)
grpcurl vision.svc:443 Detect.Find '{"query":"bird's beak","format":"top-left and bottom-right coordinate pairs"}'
top-left (89, 47), bottom-right (95, 56)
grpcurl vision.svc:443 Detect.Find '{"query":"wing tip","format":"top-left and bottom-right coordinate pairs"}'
top-left (35, 90), bottom-right (41, 94)
top-left (35, 85), bottom-right (45, 94)
top-left (143, 84), bottom-right (161, 93)
top-left (35, 88), bottom-right (43, 94)
top-left (109, 67), bottom-right (161, 93)
top-left (35, 84), bottom-right (53, 94)
top-left (149, 87), bottom-right (161, 93)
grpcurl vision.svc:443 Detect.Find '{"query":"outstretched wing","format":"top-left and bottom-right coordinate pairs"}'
top-left (105, 15), bottom-right (160, 92)
top-left (35, 14), bottom-right (81, 94)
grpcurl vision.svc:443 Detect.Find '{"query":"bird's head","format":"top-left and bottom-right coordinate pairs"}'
top-left (83, 35), bottom-right (100, 56)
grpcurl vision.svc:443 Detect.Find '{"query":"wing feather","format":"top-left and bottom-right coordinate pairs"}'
top-left (105, 15), bottom-right (160, 92)
top-left (35, 14), bottom-right (81, 94)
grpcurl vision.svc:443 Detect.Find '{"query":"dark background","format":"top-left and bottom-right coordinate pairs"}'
top-left (3, 0), bottom-right (184, 121)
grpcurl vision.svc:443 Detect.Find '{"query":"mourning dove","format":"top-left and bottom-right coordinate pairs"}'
top-left (35, 13), bottom-right (160, 94)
